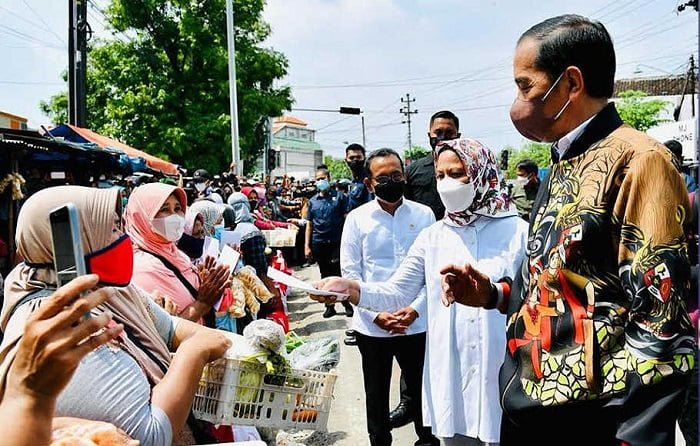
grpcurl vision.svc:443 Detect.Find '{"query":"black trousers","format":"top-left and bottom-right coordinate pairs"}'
top-left (311, 241), bottom-right (350, 309)
top-left (356, 332), bottom-right (438, 446)
top-left (311, 241), bottom-right (341, 278)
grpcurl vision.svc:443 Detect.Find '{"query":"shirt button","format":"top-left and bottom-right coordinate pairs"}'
top-left (470, 344), bottom-right (477, 349)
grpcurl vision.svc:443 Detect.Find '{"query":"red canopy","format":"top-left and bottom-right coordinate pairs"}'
top-left (66, 124), bottom-right (179, 176)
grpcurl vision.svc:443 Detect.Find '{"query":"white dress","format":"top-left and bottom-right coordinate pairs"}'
top-left (359, 215), bottom-right (528, 442)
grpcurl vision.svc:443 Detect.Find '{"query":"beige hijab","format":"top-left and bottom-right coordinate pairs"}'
top-left (0, 186), bottom-right (172, 395)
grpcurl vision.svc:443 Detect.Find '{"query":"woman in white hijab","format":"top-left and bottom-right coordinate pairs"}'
top-left (312, 139), bottom-right (529, 446)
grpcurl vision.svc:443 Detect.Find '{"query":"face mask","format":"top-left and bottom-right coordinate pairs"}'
top-left (316, 179), bottom-right (330, 191)
top-left (513, 175), bottom-right (529, 187)
top-left (509, 71), bottom-right (571, 143)
top-left (84, 234), bottom-right (134, 287)
top-left (152, 214), bottom-right (185, 242)
top-left (249, 199), bottom-right (259, 210)
top-left (121, 196), bottom-right (128, 209)
top-left (195, 182), bottom-right (207, 192)
top-left (437, 177), bottom-right (476, 213)
top-left (429, 130), bottom-right (460, 150)
top-left (373, 180), bottom-right (405, 204)
top-left (214, 222), bottom-right (225, 241)
top-left (347, 159), bottom-right (365, 177)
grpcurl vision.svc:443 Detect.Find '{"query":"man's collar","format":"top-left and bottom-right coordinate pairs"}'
top-left (550, 102), bottom-right (623, 163)
top-left (553, 115), bottom-right (595, 159)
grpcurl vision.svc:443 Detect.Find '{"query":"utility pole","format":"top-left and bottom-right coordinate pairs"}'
top-left (690, 55), bottom-right (696, 117)
top-left (225, 0), bottom-right (242, 174)
top-left (68, 0), bottom-right (89, 127)
top-left (400, 93), bottom-right (418, 150)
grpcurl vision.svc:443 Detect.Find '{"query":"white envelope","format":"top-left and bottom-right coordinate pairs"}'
top-left (266, 267), bottom-right (348, 300)
top-left (219, 245), bottom-right (241, 268)
top-left (202, 236), bottom-right (220, 260)
top-left (220, 230), bottom-right (241, 248)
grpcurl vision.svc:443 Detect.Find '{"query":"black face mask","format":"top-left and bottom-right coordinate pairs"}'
top-left (429, 134), bottom-right (460, 150)
top-left (347, 159), bottom-right (366, 177)
top-left (249, 199), bottom-right (259, 210)
top-left (373, 180), bottom-right (405, 204)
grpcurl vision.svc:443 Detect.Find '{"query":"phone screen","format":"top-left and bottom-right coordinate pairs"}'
top-left (50, 204), bottom-right (87, 288)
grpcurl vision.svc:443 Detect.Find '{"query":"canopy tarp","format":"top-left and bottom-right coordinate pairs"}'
top-left (48, 124), bottom-right (179, 176)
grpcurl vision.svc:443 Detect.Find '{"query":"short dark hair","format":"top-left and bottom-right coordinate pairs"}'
top-left (519, 14), bottom-right (615, 98)
top-left (429, 110), bottom-right (459, 130)
top-left (345, 143), bottom-right (365, 156)
top-left (366, 148), bottom-right (404, 177)
top-left (316, 166), bottom-right (330, 179)
top-left (664, 139), bottom-right (683, 160)
top-left (516, 159), bottom-right (539, 175)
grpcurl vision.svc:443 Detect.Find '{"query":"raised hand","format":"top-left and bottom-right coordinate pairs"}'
top-left (439, 263), bottom-right (495, 308)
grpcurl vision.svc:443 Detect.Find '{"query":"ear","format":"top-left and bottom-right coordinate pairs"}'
top-left (566, 66), bottom-right (585, 100)
top-left (363, 177), bottom-right (373, 193)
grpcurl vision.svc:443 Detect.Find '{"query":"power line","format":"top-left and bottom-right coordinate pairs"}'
top-left (19, 0), bottom-right (67, 45)
top-left (0, 23), bottom-right (62, 48)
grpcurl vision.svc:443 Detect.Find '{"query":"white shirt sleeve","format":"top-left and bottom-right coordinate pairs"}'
top-left (340, 212), bottom-right (380, 319)
top-left (358, 229), bottom-right (427, 312)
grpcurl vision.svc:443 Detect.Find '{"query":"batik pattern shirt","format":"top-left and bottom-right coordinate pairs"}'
top-left (501, 103), bottom-right (695, 444)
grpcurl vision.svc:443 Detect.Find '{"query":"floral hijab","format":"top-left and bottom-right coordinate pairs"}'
top-left (435, 138), bottom-right (516, 227)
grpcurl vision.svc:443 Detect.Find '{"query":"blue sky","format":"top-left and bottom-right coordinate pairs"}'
top-left (1, 0), bottom-right (698, 159)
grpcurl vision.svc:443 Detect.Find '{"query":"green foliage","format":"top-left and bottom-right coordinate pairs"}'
top-left (403, 145), bottom-right (430, 162)
top-left (323, 155), bottom-right (351, 181)
top-left (504, 142), bottom-right (551, 178)
top-left (616, 90), bottom-right (669, 132)
top-left (40, 0), bottom-right (293, 174)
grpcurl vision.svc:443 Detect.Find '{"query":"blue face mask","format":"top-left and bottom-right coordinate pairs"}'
top-left (316, 179), bottom-right (330, 191)
top-left (213, 223), bottom-right (225, 241)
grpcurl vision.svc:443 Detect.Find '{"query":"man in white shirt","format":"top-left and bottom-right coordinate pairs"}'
top-left (340, 148), bottom-right (438, 446)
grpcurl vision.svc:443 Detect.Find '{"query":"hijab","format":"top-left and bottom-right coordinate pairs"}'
top-left (184, 210), bottom-right (204, 237)
top-left (436, 138), bottom-right (516, 227)
top-left (227, 192), bottom-right (262, 243)
top-left (124, 183), bottom-right (193, 273)
top-left (0, 186), bottom-right (172, 397)
top-left (189, 200), bottom-right (223, 237)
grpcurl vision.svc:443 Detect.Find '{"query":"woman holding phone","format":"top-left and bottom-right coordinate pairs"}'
top-left (0, 186), bottom-right (231, 446)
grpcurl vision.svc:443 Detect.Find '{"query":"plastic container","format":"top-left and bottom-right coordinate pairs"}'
top-left (192, 357), bottom-right (337, 431)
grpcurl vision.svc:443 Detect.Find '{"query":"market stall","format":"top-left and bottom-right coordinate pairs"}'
top-left (0, 127), bottom-right (128, 275)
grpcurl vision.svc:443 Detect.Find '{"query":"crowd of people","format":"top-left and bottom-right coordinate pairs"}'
top-left (0, 12), bottom-right (698, 446)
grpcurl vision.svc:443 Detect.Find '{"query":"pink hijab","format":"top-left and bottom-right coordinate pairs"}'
top-left (124, 183), bottom-right (200, 309)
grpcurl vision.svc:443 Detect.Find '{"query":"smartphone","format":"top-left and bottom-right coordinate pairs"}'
top-left (50, 203), bottom-right (87, 288)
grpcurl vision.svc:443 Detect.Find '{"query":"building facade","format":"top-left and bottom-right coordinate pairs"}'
top-left (268, 115), bottom-right (323, 180)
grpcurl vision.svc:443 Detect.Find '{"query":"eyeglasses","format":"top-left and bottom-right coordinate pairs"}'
top-left (372, 172), bottom-right (404, 185)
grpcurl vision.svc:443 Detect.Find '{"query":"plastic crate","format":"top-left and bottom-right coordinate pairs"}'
top-left (192, 357), bottom-right (337, 431)
top-left (262, 229), bottom-right (298, 247)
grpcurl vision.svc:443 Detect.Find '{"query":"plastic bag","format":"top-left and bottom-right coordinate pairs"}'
top-left (288, 336), bottom-right (340, 372)
top-left (243, 319), bottom-right (286, 355)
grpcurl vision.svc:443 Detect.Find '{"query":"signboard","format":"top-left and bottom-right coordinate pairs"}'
top-left (647, 118), bottom-right (697, 163)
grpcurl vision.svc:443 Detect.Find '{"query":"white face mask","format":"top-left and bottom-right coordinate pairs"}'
top-left (152, 214), bottom-right (186, 242)
top-left (195, 182), bottom-right (207, 192)
top-left (513, 175), bottom-right (529, 187)
top-left (437, 177), bottom-right (476, 213)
